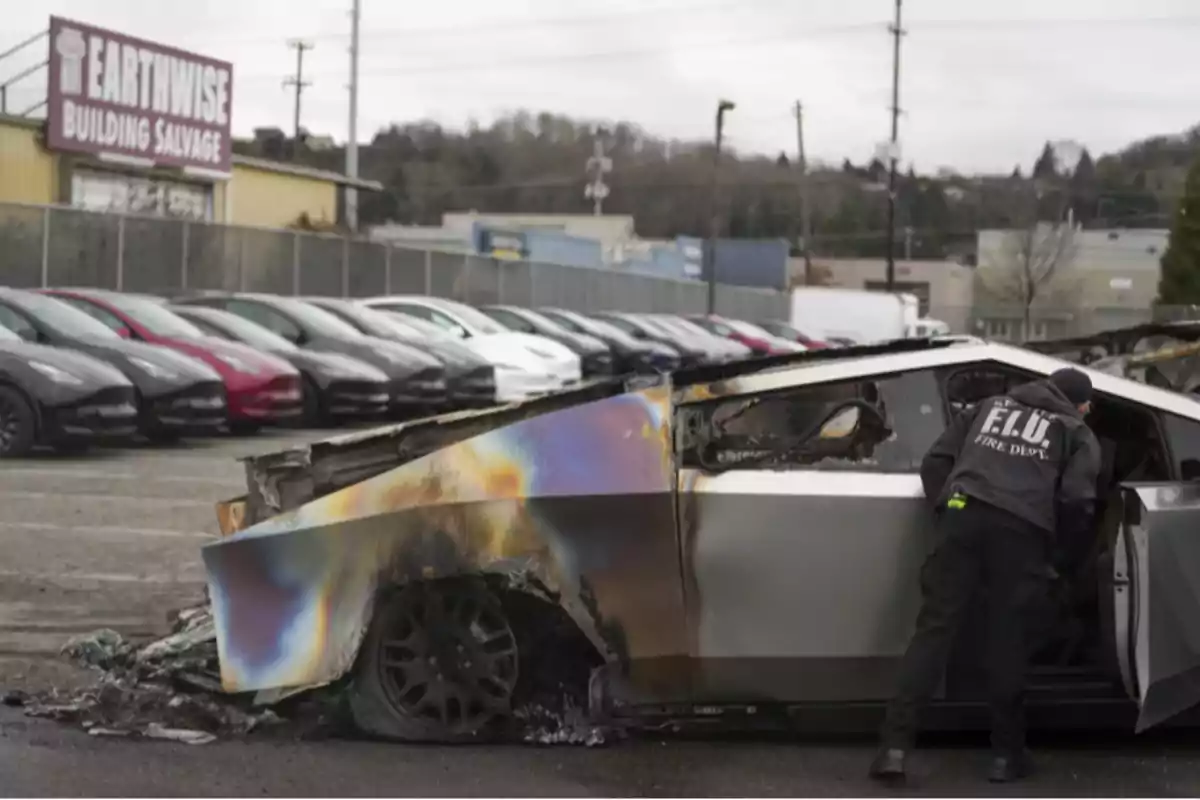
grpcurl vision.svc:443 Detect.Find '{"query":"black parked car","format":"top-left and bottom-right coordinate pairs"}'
top-left (536, 307), bottom-right (680, 375)
top-left (0, 288), bottom-right (225, 440)
top-left (301, 297), bottom-right (497, 409)
top-left (589, 311), bottom-right (715, 368)
top-left (0, 324), bottom-right (138, 456)
top-left (478, 305), bottom-right (615, 377)
top-left (171, 293), bottom-right (449, 415)
top-left (170, 305), bottom-right (391, 426)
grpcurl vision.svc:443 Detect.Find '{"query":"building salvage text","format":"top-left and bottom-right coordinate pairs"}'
top-left (55, 27), bottom-right (230, 165)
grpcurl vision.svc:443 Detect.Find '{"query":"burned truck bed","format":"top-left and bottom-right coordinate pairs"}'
top-left (1028, 321), bottom-right (1200, 395)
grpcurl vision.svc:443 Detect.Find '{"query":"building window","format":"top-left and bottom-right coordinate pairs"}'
top-left (70, 169), bottom-right (213, 222)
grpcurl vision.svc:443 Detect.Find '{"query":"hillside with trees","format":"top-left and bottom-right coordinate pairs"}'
top-left (236, 112), bottom-right (1199, 259)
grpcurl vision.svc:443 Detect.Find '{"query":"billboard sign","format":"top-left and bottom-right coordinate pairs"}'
top-left (46, 16), bottom-right (234, 174)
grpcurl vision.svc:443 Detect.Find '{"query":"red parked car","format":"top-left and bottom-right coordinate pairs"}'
top-left (42, 289), bottom-right (303, 432)
top-left (687, 314), bottom-right (807, 355)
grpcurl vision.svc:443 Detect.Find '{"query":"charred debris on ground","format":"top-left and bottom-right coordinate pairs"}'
top-left (8, 592), bottom-right (613, 747)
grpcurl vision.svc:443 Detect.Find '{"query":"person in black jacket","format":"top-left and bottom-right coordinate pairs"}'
top-left (869, 367), bottom-right (1101, 785)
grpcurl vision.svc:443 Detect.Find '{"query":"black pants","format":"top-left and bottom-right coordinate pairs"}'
top-left (879, 498), bottom-right (1050, 754)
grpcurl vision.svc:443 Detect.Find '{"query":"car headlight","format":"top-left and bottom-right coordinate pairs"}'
top-left (215, 353), bottom-right (260, 375)
top-left (28, 360), bottom-right (84, 386)
top-left (128, 356), bottom-right (179, 381)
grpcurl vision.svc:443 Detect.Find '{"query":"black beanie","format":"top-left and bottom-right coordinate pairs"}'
top-left (1050, 367), bottom-right (1092, 406)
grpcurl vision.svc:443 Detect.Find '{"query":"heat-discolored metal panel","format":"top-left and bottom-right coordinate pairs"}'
top-left (202, 384), bottom-right (686, 695)
top-left (1118, 483), bottom-right (1200, 732)
top-left (679, 469), bottom-right (937, 703)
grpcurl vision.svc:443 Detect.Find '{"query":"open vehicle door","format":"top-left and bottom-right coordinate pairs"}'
top-left (1113, 483), bottom-right (1200, 731)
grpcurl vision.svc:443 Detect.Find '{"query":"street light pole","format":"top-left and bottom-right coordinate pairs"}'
top-left (705, 99), bottom-right (735, 316)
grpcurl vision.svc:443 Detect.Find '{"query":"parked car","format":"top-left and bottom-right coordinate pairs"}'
top-left (42, 288), bottom-right (302, 433)
top-left (649, 314), bottom-right (753, 361)
top-left (0, 288), bottom-right (226, 441)
top-left (209, 337), bottom-right (1200, 742)
top-left (360, 296), bottom-right (581, 403)
top-left (170, 305), bottom-right (391, 426)
top-left (0, 323), bottom-right (138, 456)
top-left (300, 297), bottom-right (497, 409)
top-left (758, 319), bottom-right (830, 349)
top-left (687, 314), bottom-right (805, 356)
top-left (537, 307), bottom-right (681, 375)
top-left (477, 305), bottom-right (615, 378)
top-left (590, 311), bottom-right (714, 367)
top-left (171, 293), bottom-right (448, 416)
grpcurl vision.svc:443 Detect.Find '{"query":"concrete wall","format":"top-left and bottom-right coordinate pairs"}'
top-left (0, 120), bottom-right (56, 205)
top-left (220, 164), bottom-right (338, 229)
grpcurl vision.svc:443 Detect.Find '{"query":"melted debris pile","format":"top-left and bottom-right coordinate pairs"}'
top-left (18, 604), bottom-right (287, 744)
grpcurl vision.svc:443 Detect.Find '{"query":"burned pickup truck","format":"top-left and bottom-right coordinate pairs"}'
top-left (206, 338), bottom-right (1200, 741)
top-left (1027, 321), bottom-right (1200, 394)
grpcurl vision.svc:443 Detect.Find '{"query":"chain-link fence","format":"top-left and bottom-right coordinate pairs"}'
top-left (0, 202), bottom-right (787, 320)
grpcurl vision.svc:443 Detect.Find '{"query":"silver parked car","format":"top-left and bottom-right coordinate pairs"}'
top-left (203, 338), bottom-right (1200, 741)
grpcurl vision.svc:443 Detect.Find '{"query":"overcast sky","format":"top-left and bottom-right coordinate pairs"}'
top-left (4, 0), bottom-right (1198, 174)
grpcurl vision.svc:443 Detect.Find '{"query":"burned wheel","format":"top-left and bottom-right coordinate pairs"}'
top-left (350, 579), bottom-right (519, 742)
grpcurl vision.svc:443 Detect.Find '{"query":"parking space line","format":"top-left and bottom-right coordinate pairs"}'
top-left (0, 522), bottom-right (215, 539)
top-left (0, 570), bottom-right (206, 585)
top-left (0, 491), bottom-right (215, 507)
top-left (0, 467), bottom-right (242, 484)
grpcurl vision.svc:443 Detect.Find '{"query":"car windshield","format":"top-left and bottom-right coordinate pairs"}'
top-left (18, 292), bottom-right (119, 340)
top-left (101, 293), bottom-right (206, 338)
top-left (178, 308), bottom-right (299, 352)
top-left (637, 315), bottom-right (680, 337)
top-left (376, 309), bottom-right (447, 339)
top-left (695, 317), bottom-right (734, 336)
top-left (516, 308), bottom-right (574, 336)
top-left (665, 316), bottom-right (712, 338)
top-left (317, 301), bottom-right (408, 340)
top-left (270, 298), bottom-right (365, 339)
top-left (427, 300), bottom-right (508, 335)
top-left (0, 325), bottom-right (17, 342)
top-left (725, 318), bottom-right (777, 339)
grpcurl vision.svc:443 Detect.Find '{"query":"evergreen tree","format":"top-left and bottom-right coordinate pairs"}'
top-left (1032, 142), bottom-right (1058, 180)
top-left (1157, 158), bottom-right (1200, 304)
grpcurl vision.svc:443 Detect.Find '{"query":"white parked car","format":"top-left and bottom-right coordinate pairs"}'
top-left (359, 296), bottom-right (582, 403)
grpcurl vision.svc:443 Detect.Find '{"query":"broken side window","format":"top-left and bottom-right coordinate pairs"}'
top-left (680, 369), bottom-right (945, 473)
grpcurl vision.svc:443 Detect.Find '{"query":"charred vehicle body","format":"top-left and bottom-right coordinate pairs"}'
top-left (205, 338), bottom-right (1200, 741)
top-left (1028, 321), bottom-right (1200, 395)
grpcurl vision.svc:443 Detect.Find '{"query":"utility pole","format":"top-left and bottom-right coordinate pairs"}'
top-left (283, 40), bottom-right (314, 148)
top-left (884, 0), bottom-right (905, 291)
top-left (794, 101), bottom-right (814, 285)
top-left (345, 0), bottom-right (362, 232)
top-left (705, 99), bottom-right (735, 316)
top-left (584, 127), bottom-right (612, 216)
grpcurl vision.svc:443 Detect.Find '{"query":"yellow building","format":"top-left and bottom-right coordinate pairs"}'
top-left (0, 114), bottom-right (380, 229)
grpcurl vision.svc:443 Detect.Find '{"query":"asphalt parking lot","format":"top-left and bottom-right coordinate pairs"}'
top-left (5, 430), bottom-right (1200, 797)
top-left (0, 429), bottom-right (339, 694)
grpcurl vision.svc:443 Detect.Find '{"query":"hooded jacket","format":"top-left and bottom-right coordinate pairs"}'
top-left (920, 380), bottom-right (1101, 536)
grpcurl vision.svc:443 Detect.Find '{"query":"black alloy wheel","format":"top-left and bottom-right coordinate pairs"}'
top-left (0, 386), bottom-right (37, 458)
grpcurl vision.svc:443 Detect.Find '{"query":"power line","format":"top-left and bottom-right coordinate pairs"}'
top-left (282, 40), bottom-right (314, 144)
top-left (203, 0), bottom-right (802, 44)
top-left (236, 22), bottom-right (884, 81)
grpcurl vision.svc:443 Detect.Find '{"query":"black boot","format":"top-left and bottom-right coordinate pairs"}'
top-left (868, 748), bottom-right (907, 783)
top-left (988, 750), bottom-right (1033, 783)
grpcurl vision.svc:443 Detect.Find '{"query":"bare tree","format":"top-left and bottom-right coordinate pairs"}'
top-left (980, 186), bottom-right (1079, 340)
